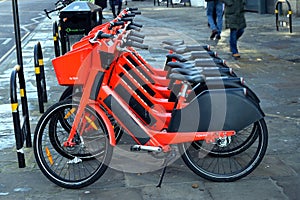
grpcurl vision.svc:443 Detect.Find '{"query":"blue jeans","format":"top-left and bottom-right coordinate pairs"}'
top-left (109, 0), bottom-right (122, 18)
top-left (206, 1), bottom-right (224, 35)
top-left (230, 28), bottom-right (244, 54)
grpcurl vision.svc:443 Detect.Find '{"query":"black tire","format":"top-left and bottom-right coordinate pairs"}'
top-left (179, 119), bottom-right (268, 182)
top-left (59, 86), bottom-right (74, 101)
top-left (34, 100), bottom-right (113, 189)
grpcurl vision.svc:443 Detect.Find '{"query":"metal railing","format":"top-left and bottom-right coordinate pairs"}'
top-left (34, 42), bottom-right (48, 113)
top-left (10, 65), bottom-right (32, 168)
top-left (275, 0), bottom-right (292, 33)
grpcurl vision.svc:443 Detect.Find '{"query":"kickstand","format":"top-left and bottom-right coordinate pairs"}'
top-left (157, 165), bottom-right (167, 188)
top-left (156, 149), bottom-right (176, 188)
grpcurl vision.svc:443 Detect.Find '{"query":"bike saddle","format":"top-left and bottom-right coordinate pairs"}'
top-left (171, 67), bottom-right (233, 77)
top-left (162, 40), bottom-right (184, 46)
top-left (166, 54), bottom-right (188, 63)
top-left (166, 51), bottom-right (215, 62)
top-left (194, 58), bottom-right (227, 67)
top-left (169, 73), bottom-right (205, 84)
top-left (171, 67), bottom-right (200, 76)
top-left (166, 61), bottom-right (194, 69)
top-left (164, 45), bottom-right (210, 54)
top-left (190, 51), bottom-right (217, 59)
top-left (204, 76), bottom-right (244, 85)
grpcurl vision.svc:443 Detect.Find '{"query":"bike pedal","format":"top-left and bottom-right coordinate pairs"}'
top-left (130, 145), bottom-right (162, 153)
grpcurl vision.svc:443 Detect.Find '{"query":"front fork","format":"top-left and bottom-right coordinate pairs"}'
top-left (63, 102), bottom-right (87, 147)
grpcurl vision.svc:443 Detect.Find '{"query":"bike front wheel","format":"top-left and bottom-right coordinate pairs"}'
top-left (178, 119), bottom-right (268, 182)
top-left (33, 100), bottom-right (113, 189)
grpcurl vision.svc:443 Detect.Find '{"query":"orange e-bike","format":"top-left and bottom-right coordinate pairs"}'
top-left (33, 8), bottom-right (268, 189)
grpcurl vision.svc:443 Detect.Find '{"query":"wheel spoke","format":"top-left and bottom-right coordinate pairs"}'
top-left (179, 119), bottom-right (268, 181)
top-left (33, 100), bottom-right (113, 188)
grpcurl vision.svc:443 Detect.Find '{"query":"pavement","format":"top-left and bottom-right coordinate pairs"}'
top-left (0, 1), bottom-right (300, 199)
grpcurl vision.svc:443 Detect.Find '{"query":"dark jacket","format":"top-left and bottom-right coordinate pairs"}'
top-left (221, 0), bottom-right (246, 30)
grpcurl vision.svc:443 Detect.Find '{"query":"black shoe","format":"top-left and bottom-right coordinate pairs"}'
top-left (216, 34), bottom-right (221, 40)
top-left (210, 30), bottom-right (217, 40)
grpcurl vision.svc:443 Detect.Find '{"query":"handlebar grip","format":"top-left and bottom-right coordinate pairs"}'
top-left (100, 33), bottom-right (114, 39)
top-left (109, 21), bottom-right (124, 30)
top-left (126, 24), bottom-right (141, 31)
top-left (131, 11), bottom-right (141, 15)
top-left (90, 31), bottom-right (114, 42)
top-left (119, 17), bottom-right (133, 22)
top-left (131, 22), bottom-right (143, 28)
top-left (129, 31), bottom-right (145, 39)
top-left (127, 35), bottom-right (144, 44)
top-left (122, 13), bottom-right (136, 18)
top-left (124, 40), bottom-right (148, 50)
top-left (126, 7), bottom-right (138, 11)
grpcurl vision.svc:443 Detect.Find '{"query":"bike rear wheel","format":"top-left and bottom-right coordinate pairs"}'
top-left (34, 100), bottom-right (113, 189)
top-left (179, 119), bottom-right (268, 182)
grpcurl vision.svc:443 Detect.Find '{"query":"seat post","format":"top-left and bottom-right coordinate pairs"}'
top-left (173, 81), bottom-right (189, 110)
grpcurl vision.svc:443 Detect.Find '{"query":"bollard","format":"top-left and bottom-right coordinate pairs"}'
top-left (12, 0), bottom-right (31, 149)
top-left (275, 0), bottom-right (292, 33)
top-left (34, 42), bottom-right (48, 113)
top-left (53, 21), bottom-right (61, 57)
top-left (10, 65), bottom-right (31, 168)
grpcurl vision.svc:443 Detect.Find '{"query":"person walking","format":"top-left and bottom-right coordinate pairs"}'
top-left (109, 0), bottom-right (122, 18)
top-left (205, 0), bottom-right (224, 40)
top-left (221, 0), bottom-right (246, 59)
top-left (94, 0), bottom-right (107, 19)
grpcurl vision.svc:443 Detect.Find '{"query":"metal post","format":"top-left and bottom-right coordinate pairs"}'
top-left (34, 42), bottom-right (48, 113)
top-left (10, 65), bottom-right (26, 168)
top-left (12, 0), bottom-right (31, 147)
top-left (275, 0), bottom-right (293, 33)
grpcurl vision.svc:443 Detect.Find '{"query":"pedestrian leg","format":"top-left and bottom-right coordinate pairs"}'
top-left (230, 29), bottom-right (240, 59)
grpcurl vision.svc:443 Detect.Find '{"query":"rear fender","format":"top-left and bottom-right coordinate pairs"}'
top-left (168, 88), bottom-right (264, 132)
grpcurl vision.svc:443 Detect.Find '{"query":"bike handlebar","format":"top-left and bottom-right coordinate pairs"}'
top-left (130, 22), bottom-right (143, 28)
top-left (109, 21), bottom-right (125, 30)
top-left (126, 7), bottom-right (138, 11)
top-left (90, 31), bottom-right (114, 43)
top-left (131, 11), bottom-right (141, 15)
top-left (127, 35), bottom-right (144, 44)
top-left (129, 31), bottom-right (145, 39)
top-left (119, 17), bottom-right (134, 22)
top-left (126, 24), bottom-right (141, 31)
top-left (123, 40), bottom-right (149, 50)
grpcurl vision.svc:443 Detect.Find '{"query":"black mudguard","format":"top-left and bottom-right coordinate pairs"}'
top-left (168, 88), bottom-right (264, 132)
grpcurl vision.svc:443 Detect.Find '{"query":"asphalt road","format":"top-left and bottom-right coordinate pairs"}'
top-left (0, 0), bottom-right (54, 63)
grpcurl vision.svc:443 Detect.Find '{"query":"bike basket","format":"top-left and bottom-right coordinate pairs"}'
top-left (52, 48), bottom-right (92, 86)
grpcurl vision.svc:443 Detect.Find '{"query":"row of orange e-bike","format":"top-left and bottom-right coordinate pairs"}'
top-left (33, 8), bottom-right (268, 189)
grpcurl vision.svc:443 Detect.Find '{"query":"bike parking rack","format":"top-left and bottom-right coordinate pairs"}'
top-left (154, 0), bottom-right (173, 7)
top-left (154, 0), bottom-right (191, 7)
top-left (53, 21), bottom-right (61, 57)
top-left (275, 0), bottom-right (292, 33)
top-left (10, 65), bottom-right (32, 168)
top-left (34, 42), bottom-right (48, 113)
